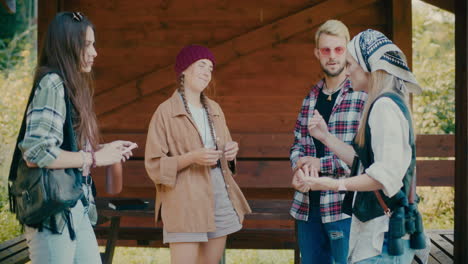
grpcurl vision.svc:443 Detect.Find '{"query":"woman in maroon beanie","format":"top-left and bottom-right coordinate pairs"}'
top-left (145, 45), bottom-right (251, 264)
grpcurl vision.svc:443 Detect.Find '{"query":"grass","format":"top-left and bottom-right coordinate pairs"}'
top-left (417, 186), bottom-right (454, 229)
top-left (0, 187), bottom-right (22, 242)
top-left (103, 247), bottom-right (294, 264)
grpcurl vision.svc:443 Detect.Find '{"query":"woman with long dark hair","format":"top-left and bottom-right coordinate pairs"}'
top-left (17, 12), bottom-right (136, 263)
top-left (145, 45), bottom-right (251, 264)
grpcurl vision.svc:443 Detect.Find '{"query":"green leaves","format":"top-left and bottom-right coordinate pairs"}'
top-left (412, 0), bottom-right (455, 134)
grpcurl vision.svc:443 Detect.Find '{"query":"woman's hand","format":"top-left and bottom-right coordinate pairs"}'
top-left (189, 148), bottom-right (223, 166)
top-left (301, 165), bottom-right (341, 191)
top-left (107, 140), bottom-right (138, 162)
top-left (96, 141), bottom-right (138, 166)
top-left (95, 143), bottom-right (125, 166)
top-left (107, 140), bottom-right (136, 150)
top-left (308, 110), bottom-right (331, 143)
top-left (223, 141), bottom-right (239, 161)
top-left (300, 165), bottom-right (320, 190)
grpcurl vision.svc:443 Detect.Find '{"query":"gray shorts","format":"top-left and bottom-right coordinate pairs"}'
top-left (163, 167), bottom-right (242, 244)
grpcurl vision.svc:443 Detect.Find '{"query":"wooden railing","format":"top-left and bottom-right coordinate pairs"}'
top-left (92, 134), bottom-right (455, 200)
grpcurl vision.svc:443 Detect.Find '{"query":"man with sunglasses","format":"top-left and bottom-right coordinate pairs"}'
top-left (289, 20), bottom-right (367, 264)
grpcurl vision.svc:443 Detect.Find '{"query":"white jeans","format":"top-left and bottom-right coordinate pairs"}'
top-left (24, 191), bottom-right (101, 264)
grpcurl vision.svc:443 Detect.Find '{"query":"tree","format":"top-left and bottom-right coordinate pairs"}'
top-left (412, 0), bottom-right (455, 134)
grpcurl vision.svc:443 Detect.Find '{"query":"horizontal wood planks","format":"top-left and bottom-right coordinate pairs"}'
top-left (0, 234), bottom-right (29, 264)
top-left (426, 230), bottom-right (454, 263)
top-left (47, 0), bottom-right (391, 154)
top-left (92, 158), bottom-right (454, 193)
top-left (100, 133), bottom-right (454, 158)
top-left (59, 0), bottom-right (386, 116)
top-left (95, 227), bottom-right (296, 249)
top-left (93, 134), bottom-right (455, 198)
top-left (95, 198), bottom-right (296, 248)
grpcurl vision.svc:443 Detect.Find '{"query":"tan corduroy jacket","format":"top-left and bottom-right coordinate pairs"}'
top-left (145, 91), bottom-right (251, 232)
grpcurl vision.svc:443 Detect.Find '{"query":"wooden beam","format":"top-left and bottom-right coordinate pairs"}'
top-left (416, 134), bottom-right (454, 157)
top-left (421, 0), bottom-right (455, 14)
top-left (391, 0), bottom-right (412, 69)
top-left (91, 159), bottom-right (455, 191)
top-left (101, 133), bottom-right (455, 159)
top-left (95, 227), bottom-right (296, 249)
top-left (454, 0), bottom-right (468, 262)
top-left (94, 0), bottom-right (378, 116)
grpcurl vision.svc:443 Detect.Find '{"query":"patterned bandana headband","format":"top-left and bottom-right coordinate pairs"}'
top-left (347, 29), bottom-right (422, 94)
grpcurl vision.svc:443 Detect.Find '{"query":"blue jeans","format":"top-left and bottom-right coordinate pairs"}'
top-left (355, 234), bottom-right (415, 264)
top-left (24, 185), bottom-right (101, 264)
top-left (297, 205), bottom-right (351, 264)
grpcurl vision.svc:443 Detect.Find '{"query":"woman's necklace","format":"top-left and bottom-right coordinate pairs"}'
top-left (323, 79), bottom-right (347, 101)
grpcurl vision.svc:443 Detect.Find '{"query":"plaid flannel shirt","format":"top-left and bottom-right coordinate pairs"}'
top-left (289, 78), bottom-right (367, 223)
top-left (19, 73), bottom-right (66, 168)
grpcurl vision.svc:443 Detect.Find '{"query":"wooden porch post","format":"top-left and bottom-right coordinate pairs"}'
top-left (454, 0), bottom-right (468, 263)
top-left (390, 0), bottom-right (412, 69)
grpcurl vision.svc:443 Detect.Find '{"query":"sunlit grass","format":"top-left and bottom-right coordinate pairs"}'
top-left (100, 247), bottom-right (294, 264)
top-left (417, 186), bottom-right (454, 230)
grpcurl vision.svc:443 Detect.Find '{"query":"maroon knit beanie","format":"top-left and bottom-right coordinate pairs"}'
top-left (174, 45), bottom-right (216, 76)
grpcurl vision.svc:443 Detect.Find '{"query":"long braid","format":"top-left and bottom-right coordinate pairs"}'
top-left (178, 74), bottom-right (192, 117)
top-left (200, 93), bottom-right (218, 150)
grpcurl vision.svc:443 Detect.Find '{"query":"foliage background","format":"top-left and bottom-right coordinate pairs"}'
top-left (0, 0), bottom-right (455, 262)
top-left (412, 0), bottom-right (455, 134)
top-left (0, 15), bottom-right (36, 242)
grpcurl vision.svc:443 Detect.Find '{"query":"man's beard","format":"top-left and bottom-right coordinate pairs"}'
top-left (322, 63), bottom-right (345, 77)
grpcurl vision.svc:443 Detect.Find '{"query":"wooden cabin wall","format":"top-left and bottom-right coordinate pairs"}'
top-left (38, 0), bottom-right (417, 199)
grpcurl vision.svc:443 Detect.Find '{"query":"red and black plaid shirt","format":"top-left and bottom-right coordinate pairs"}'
top-left (289, 78), bottom-right (367, 222)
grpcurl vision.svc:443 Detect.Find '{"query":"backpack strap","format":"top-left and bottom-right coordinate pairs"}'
top-left (370, 92), bottom-right (416, 215)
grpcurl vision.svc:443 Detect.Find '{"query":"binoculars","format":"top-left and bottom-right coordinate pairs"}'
top-left (388, 203), bottom-right (426, 255)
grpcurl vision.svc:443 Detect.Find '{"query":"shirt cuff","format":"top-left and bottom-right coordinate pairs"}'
top-left (365, 163), bottom-right (403, 197)
top-left (33, 146), bottom-right (62, 168)
top-left (159, 156), bottom-right (179, 188)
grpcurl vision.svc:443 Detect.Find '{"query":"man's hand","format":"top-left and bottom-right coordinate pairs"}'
top-left (301, 165), bottom-right (321, 191)
top-left (296, 156), bottom-right (321, 173)
top-left (308, 110), bottom-right (331, 142)
top-left (292, 168), bottom-right (310, 193)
